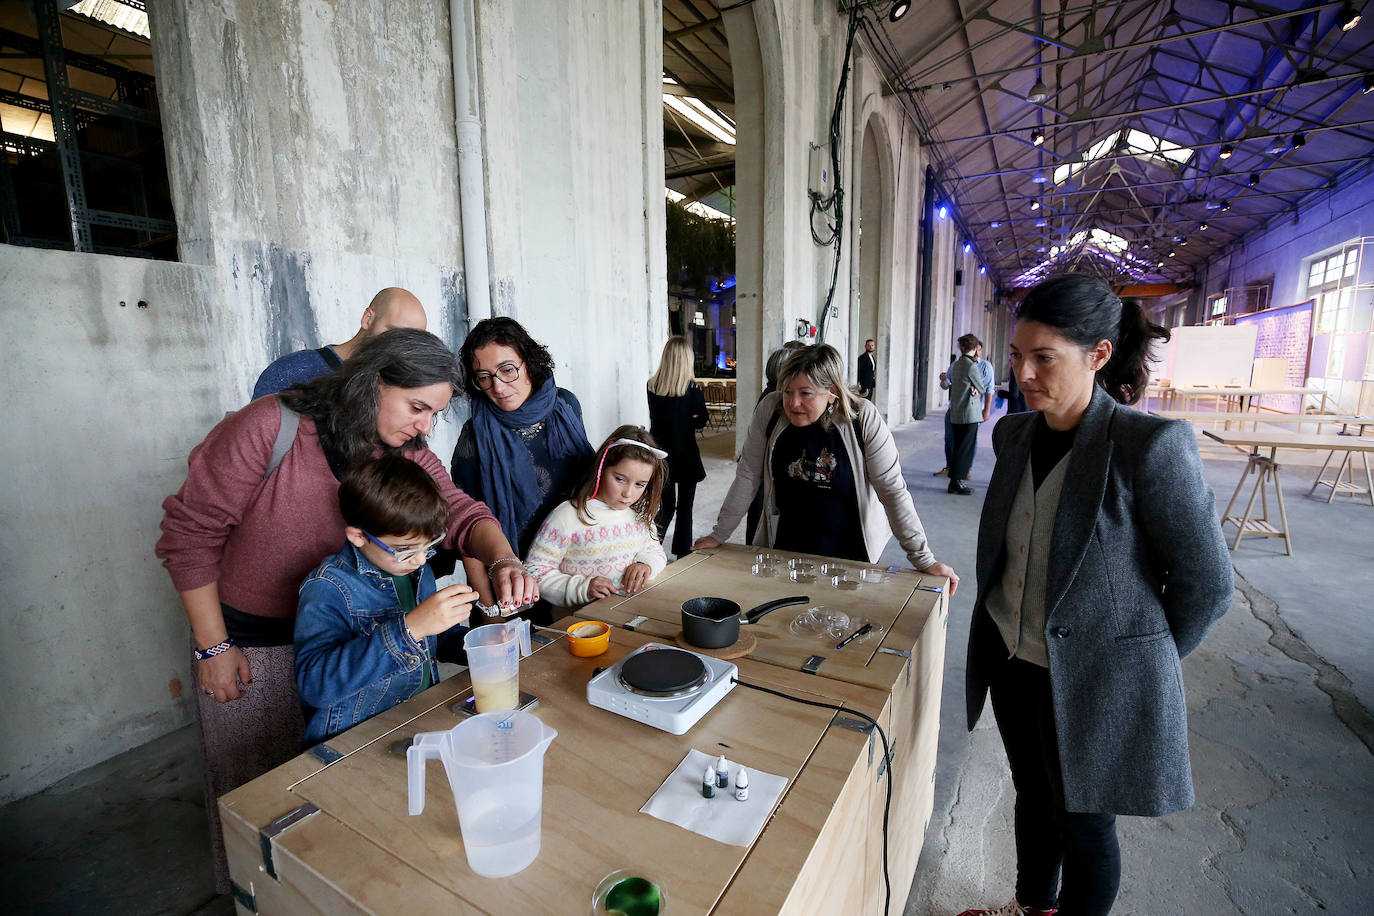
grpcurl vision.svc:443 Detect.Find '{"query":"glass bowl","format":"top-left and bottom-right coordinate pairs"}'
top-left (593, 870), bottom-right (667, 915)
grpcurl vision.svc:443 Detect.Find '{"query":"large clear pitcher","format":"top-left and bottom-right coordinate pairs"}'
top-left (463, 618), bottom-right (532, 712)
top-left (407, 710), bottom-right (558, 877)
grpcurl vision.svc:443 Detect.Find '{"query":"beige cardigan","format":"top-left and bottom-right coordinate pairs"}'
top-left (709, 393), bottom-right (939, 569)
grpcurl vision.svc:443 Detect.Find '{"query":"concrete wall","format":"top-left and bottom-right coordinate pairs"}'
top-left (0, 0), bottom-right (661, 802)
top-left (725, 0), bottom-right (949, 439)
top-left (475, 0), bottom-right (667, 440)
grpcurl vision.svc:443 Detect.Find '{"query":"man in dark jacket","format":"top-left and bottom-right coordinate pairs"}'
top-left (857, 339), bottom-right (877, 400)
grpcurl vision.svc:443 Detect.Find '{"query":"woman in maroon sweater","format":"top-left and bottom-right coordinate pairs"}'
top-left (157, 328), bottom-right (535, 893)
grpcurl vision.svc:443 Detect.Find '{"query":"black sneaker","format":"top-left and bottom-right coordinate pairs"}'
top-left (948, 481), bottom-right (973, 495)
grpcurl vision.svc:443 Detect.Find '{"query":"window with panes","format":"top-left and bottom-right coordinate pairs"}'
top-left (1307, 248), bottom-right (1357, 333)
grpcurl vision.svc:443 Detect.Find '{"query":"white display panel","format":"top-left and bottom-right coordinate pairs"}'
top-left (1160, 324), bottom-right (1259, 387)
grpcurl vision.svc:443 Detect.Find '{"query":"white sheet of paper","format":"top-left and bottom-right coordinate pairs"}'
top-left (639, 748), bottom-right (788, 847)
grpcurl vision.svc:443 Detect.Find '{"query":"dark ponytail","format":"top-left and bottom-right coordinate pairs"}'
top-left (1016, 274), bottom-right (1170, 405)
top-left (1101, 298), bottom-right (1170, 405)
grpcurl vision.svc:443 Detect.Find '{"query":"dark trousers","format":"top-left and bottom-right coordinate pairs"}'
top-left (943, 411), bottom-right (954, 470)
top-left (990, 656), bottom-right (1121, 916)
top-left (656, 474), bottom-right (697, 558)
top-left (949, 420), bottom-right (979, 482)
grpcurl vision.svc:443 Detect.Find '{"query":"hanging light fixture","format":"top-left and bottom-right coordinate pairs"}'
top-left (1030, 200), bottom-right (1041, 211)
top-left (1248, 172), bottom-right (1260, 187)
top-left (1220, 199), bottom-right (1231, 211)
top-left (1267, 136), bottom-right (1287, 154)
top-left (1026, 76), bottom-right (1049, 103)
top-left (990, 220), bottom-right (1002, 228)
top-left (1339, 5), bottom-right (1361, 31)
top-left (1031, 171), bottom-right (1048, 184)
top-left (1364, 74), bottom-right (1374, 94)
top-left (1219, 144), bottom-right (1234, 159)
top-left (1031, 130), bottom-right (1045, 146)
top-left (937, 203), bottom-right (949, 219)
top-left (963, 241), bottom-right (973, 254)
top-left (1199, 222), bottom-right (1209, 231)
top-left (1292, 132), bottom-right (1306, 149)
top-left (889, 0), bottom-right (911, 22)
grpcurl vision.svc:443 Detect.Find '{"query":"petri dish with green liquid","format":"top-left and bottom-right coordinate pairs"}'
top-left (593, 870), bottom-right (667, 915)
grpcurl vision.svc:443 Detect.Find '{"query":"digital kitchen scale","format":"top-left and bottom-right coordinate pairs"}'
top-left (586, 643), bottom-right (737, 735)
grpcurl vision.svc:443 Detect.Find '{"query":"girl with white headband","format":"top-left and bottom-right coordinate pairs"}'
top-left (523, 426), bottom-right (669, 608)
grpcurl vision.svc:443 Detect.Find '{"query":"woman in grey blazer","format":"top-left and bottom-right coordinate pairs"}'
top-left (958, 275), bottom-right (1232, 916)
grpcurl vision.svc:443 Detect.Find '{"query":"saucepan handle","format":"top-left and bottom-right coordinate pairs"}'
top-left (744, 595), bottom-right (810, 624)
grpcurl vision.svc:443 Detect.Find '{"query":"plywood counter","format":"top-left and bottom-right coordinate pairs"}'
top-left (219, 547), bottom-right (947, 914)
top-left (572, 544), bottom-right (950, 910)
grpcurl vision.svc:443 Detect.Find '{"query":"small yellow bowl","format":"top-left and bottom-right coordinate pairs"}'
top-left (567, 620), bottom-right (611, 657)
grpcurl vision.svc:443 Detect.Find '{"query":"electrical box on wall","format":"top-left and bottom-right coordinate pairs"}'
top-left (954, 269), bottom-right (964, 286)
top-left (809, 142), bottom-right (830, 196)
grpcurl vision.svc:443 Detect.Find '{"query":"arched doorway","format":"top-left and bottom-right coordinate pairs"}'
top-left (854, 113), bottom-right (896, 415)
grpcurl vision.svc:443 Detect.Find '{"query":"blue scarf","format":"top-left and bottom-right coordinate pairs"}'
top-left (471, 375), bottom-right (593, 542)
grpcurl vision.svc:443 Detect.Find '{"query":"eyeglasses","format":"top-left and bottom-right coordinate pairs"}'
top-left (473, 361), bottom-right (525, 390)
top-left (362, 531), bottom-right (444, 564)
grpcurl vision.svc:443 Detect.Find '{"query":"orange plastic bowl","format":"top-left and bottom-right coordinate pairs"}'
top-left (567, 620), bottom-right (611, 657)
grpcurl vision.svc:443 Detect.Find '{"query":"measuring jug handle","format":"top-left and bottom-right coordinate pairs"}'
top-left (515, 617), bottom-right (532, 656)
top-left (406, 732), bottom-right (446, 816)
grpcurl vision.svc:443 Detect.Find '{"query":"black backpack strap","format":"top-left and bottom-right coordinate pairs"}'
top-left (264, 398), bottom-right (300, 479)
top-left (315, 346), bottom-right (343, 369)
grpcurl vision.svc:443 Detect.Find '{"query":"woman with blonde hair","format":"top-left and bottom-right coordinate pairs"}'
top-left (694, 344), bottom-right (958, 590)
top-left (647, 336), bottom-right (708, 558)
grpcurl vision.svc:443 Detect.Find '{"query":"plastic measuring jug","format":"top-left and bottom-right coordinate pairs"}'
top-left (463, 618), bottom-right (532, 713)
top-left (407, 710), bottom-right (558, 877)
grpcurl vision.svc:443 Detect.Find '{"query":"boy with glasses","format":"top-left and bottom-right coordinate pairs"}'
top-left (294, 455), bottom-right (478, 745)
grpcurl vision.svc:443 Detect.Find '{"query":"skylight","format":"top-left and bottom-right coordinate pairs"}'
top-left (69, 0), bottom-right (150, 40)
top-left (666, 188), bottom-right (734, 223)
top-left (663, 77), bottom-right (735, 145)
top-left (1012, 227), bottom-right (1154, 286)
top-left (1053, 129), bottom-right (1192, 185)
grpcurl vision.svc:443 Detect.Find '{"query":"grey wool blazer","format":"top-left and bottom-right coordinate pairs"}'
top-left (965, 385), bottom-right (1233, 816)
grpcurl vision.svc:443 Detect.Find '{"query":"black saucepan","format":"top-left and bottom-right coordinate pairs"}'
top-left (681, 595), bottom-right (810, 649)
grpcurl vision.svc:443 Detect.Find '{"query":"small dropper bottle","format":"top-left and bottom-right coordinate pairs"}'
top-left (734, 768), bottom-right (750, 801)
top-left (701, 765), bottom-right (717, 798)
top-left (715, 754), bottom-right (730, 789)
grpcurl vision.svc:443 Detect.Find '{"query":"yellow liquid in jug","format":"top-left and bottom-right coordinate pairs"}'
top-left (471, 673), bottom-right (520, 712)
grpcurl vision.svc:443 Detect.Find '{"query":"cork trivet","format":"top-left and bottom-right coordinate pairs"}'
top-left (673, 628), bottom-right (757, 659)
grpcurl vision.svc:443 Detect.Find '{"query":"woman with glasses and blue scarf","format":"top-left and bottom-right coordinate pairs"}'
top-left (450, 317), bottom-right (595, 624)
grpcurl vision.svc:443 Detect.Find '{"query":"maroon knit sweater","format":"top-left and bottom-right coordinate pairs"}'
top-left (156, 396), bottom-right (495, 620)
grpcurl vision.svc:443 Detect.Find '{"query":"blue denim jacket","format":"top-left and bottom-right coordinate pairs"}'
top-left (295, 543), bottom-right (448, 745)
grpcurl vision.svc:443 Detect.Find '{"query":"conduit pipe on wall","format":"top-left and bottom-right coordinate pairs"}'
top-left (451, 0), bottom-right (491, 328)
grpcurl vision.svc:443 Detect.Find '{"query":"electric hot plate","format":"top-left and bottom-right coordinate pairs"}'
top-left (587, 643), bottom-right (737, 735)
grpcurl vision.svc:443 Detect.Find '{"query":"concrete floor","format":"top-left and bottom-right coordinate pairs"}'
top-left (4, 411), bottom-right (1371, 914)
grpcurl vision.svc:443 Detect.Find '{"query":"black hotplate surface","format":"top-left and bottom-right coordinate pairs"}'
top-left (619, 648), bottom-right (709, 697)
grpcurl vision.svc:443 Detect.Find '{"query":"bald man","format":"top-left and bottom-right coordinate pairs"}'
top-left (250, 288), bottom-right (427, 399)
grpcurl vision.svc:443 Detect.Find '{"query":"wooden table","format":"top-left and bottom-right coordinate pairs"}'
top-left (572, 544), bottom-right (948, 908)
top-left (1149, 386), bottom-right (1331, 414)
top-left (1151, 410), bottom-right (1372, 434)
top-left (1204, 429), bottom-right (1374, 554)
top-left (219, 547), bottom-right (948, 915)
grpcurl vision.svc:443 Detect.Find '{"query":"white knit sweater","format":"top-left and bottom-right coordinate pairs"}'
top-left (524, 499), bottom-right (667, 607)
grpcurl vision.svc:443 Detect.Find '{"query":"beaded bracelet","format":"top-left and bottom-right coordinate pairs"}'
top-left (486, 557), bottom-right (524, 578)
top-left (193, 639), bottom-right (235, 661)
